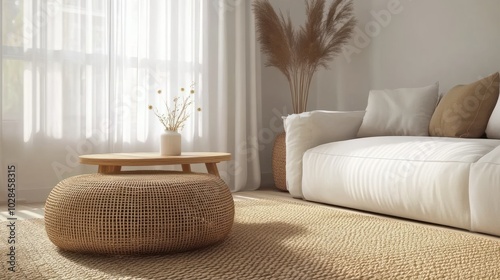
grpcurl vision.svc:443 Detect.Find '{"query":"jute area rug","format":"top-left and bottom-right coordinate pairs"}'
top-left (2, 194), bottom-right (500, 279)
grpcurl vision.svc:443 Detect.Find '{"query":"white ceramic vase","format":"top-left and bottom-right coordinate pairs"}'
top-left (160, 130), bottom-right (181, 156)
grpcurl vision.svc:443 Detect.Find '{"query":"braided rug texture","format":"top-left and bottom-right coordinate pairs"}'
top-left (1, 195), bottom-right (500, 279)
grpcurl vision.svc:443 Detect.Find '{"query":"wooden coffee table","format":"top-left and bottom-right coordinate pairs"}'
top-left (79, 152), bottom-right (231, 177)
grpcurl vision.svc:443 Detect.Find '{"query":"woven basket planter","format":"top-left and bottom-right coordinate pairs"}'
top-left (272, 131), bottom-right (287, 191)
top-left (45, 171), bottom-right (234, 255)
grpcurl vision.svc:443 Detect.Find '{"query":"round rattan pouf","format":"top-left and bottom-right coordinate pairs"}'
top-left (44, 171), bottom-right (234, 255)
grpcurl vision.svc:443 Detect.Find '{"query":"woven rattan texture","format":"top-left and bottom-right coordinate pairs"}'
top-left (272, 131), bottom-right (287, 191)
top-left (44, 171), bottom-right (234, 255)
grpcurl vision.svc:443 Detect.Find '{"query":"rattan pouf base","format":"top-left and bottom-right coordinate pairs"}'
top-left (44, 171), bottom-right (234, 255)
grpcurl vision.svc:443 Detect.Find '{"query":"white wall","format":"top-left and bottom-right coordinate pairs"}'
top-left (259, 0), bottom-right (500, 187)
top-left (364, 0), bottom-right (500, 93)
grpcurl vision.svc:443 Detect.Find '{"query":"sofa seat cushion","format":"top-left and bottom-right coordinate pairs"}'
top-left (302, 136), bottom-right (500, 230)
top-left (470, 146), bottom-right (500, 236)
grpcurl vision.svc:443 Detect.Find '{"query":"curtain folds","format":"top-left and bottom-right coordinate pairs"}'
top-left (1, 0), bottom-right (260, 202)
top-left (204, 0), bottom-right (261, 191)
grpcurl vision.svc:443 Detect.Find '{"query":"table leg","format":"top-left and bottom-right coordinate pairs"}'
top-left (98, 165), bottom-right (122, 173)
top-left (182, 164), bottom-right (192, 173)
top-left (205, 163), bottom-right (220, 177)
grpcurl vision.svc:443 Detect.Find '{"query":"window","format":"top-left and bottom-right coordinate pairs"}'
top-left (2, 0), bottom-right (203, 143)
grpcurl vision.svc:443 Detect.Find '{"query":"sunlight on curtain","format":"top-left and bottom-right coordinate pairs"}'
top-left (1, 0), bottom-right (205, 197)
top-left (1, 0), bottom-right (261, 201)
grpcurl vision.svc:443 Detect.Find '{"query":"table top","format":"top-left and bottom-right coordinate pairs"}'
top-left (79, 152), bottom-right (231, 166)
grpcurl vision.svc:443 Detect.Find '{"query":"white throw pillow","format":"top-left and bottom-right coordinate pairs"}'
top-left (357, 83), bottom-right (439, 137)
top-left (486, 99), bottom-right (500, 139)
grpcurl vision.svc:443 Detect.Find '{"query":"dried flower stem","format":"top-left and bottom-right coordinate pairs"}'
top-left (254, 0), bottom-right (356, 113)
top-left (150, 85), bottom-right (197, 131)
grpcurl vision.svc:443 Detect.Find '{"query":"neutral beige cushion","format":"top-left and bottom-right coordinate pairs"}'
top-left (429, 72), bottom-right (500, 138)
top-left (357, 83), bottom-right (439, 137)
top-left (486, 91), bottom-right (500, 139)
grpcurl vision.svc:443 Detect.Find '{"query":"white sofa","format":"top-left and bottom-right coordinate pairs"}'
top-left (285, 110), bottom-right (500, 237)
top-left (284, 74), bottom-right (500, 236)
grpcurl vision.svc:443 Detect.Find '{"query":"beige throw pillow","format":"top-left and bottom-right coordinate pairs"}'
top-left (357, 83), bottom-right (439, 137)
top-left (486, 90), bottom-right (500, 139)
top-left (429, 72), bottom-right (500, 138)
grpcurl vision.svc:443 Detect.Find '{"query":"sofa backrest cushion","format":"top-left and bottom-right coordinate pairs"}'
top-left (429, 72), bottom-right (500, 138)
top-left (357, 83), bottom-right (439, 138)
top-left (486, 84), bottom-right (500, 139)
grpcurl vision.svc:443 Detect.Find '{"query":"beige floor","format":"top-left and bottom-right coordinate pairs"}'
top-left (1, 189), bottom-right (498, 241)
top-left (0, 203), bottom-right (45, 221)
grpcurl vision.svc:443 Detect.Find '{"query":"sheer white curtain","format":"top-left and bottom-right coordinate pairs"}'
top-left (203, 0), bottom-right (261, 191)
top-left (1, 0), bottom-right (260, 202)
